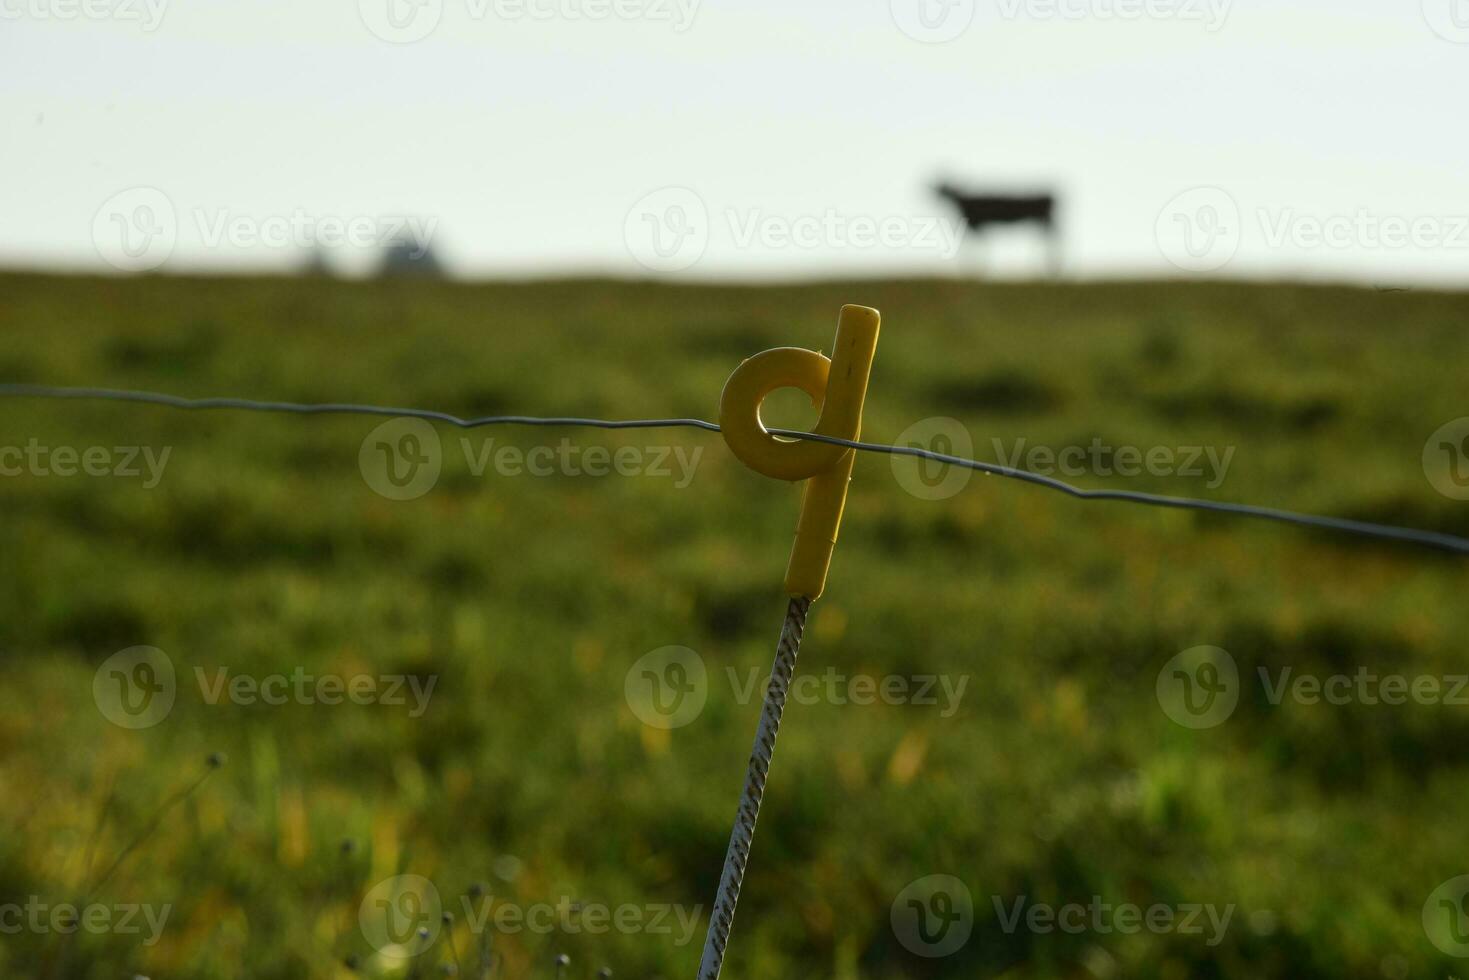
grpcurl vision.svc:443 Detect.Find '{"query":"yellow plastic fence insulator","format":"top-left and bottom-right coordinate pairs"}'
top-left (718, 304), bottom-right (881, 600)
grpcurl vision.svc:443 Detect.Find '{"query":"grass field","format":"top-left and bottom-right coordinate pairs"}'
top-left (1, 272), bottom-right (1467, 979)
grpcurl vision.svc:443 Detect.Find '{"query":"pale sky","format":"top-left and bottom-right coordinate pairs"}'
top-left (3, 0), bottom-right (1468, 284)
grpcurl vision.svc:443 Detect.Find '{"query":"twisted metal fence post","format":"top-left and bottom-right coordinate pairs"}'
top-left (696, 596), bottom-right (811, 980)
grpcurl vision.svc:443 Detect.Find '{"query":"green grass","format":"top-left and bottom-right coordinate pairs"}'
top-left (0, 272), bottom-right (1466, 978)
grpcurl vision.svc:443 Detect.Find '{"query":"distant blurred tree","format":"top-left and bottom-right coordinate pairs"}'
top-left (300, 245), bottom-right (335, 278)
top-left (378, 234), bottom-right (444, 278)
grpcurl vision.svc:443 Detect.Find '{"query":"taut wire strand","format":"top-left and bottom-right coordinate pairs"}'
top-left (2, 382), bottom-right (1466, 556)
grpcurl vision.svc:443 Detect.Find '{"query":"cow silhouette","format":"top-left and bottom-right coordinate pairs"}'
top-left (933, 181), bottom-right (1060, 275)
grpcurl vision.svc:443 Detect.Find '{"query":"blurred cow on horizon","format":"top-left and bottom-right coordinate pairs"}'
top-left (933, 180), bottom-right (1061, 276)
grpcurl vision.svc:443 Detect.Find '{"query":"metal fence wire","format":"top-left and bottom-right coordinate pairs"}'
top-left (2, 382), bottom-right (1466, 556)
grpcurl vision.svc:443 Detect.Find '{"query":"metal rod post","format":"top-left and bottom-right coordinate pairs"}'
top-left (696, 595), bottom-right (812, 980)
